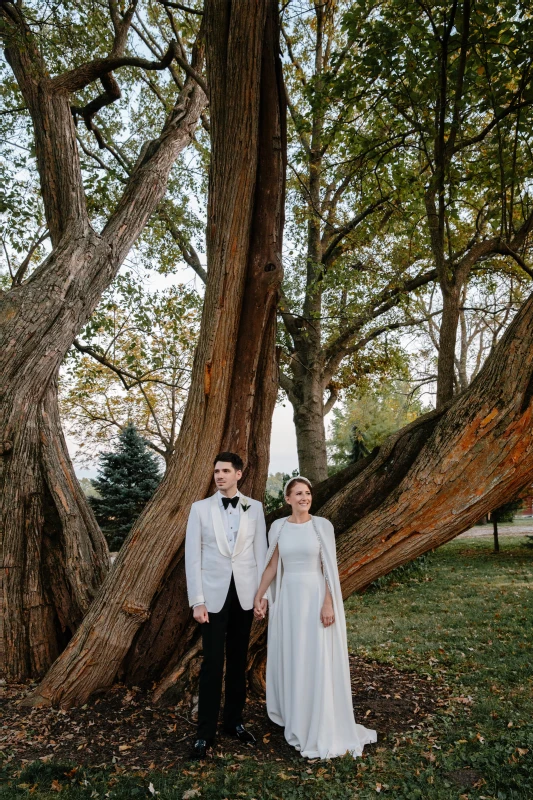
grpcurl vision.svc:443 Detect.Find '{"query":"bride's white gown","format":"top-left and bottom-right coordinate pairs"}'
top-left (265, 519), bottom-right (377, 759)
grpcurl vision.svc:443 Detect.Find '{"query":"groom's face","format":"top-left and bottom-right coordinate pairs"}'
top-left (214, 461), bottom-right (242, 494)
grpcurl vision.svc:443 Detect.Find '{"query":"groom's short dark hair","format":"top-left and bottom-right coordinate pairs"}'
top-left (213, 451), bottom-right (244, 471)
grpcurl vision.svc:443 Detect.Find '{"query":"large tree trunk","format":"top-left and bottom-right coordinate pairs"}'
top-left (436, 283), bottom-right (462, 409)
top-left (291, 367), bottom-right (329, 484)
top-left (0, 30), bottom-right (207, 680)
top-left (0, 374), bottom-right (108, 680)
top-left (27, 0), bottom-right (286, 709)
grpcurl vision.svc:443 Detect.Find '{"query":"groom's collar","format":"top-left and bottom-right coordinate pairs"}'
top-left (216, 489), bottom-right (241, 503)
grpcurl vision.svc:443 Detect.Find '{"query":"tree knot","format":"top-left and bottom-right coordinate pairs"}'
top-left (121, 603), bottom-right (150, 621)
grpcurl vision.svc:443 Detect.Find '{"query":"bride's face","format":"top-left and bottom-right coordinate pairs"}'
top-left (285, 482), bottom-right (312, 513)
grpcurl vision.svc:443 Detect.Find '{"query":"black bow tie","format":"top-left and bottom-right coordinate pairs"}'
top-left (222, 495), bottom-right (239, 510)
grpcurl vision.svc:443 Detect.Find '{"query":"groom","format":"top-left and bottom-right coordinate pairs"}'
top-left (185, 451), bottom-right (268, 759)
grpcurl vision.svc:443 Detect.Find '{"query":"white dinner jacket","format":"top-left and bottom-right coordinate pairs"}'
top-left (185, 492), bottom-right (267, 613)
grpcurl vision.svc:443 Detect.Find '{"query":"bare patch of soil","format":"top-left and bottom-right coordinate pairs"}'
top-left (0, 658), bottom-right (449, 768)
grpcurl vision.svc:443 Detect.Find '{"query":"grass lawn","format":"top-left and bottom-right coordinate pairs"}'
top-left (1, 535), bottom-right (532, 799)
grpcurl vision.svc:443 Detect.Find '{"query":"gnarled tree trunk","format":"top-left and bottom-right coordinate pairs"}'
top-left (27, 0), bottom-right (286, 709)
top-left (0, 10), bottom-right (207, 680)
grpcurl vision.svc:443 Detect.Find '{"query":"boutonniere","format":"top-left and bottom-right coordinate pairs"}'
top-left (241, 502), bottom-right (250, 512)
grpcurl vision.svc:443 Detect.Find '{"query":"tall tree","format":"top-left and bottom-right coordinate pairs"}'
top-left (0, 0), bottom-right (207, 680)
top-left (278, 0), bottom-right (437, 483)
top-left (90, 423), bottom-right (162, 551)
top-left (342, 0), bottom-right (533, 409)
top-left (26, 0), bottom-right (286, 706)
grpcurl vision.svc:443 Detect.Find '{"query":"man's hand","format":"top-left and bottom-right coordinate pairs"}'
top-left (254, 597), bottom-right (268, 621)
top-left (193, 604), bottom-right (209, 624)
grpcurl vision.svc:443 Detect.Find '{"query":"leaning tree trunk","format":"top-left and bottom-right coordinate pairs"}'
top-left (318, 286), bottom-right (533, 592)
top-left (27, 0), bottom-right (286, 709)
top-left (0, 32), bottom-right (207, 680)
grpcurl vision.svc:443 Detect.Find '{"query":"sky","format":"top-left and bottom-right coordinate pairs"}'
top-left (69, 400), bottom-right (308, 480)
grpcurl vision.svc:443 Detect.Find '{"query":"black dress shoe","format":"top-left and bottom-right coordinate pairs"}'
top-left (224, 724), bottom-right (257, 745)
top-left (190, 738), bottom-right (213, 759)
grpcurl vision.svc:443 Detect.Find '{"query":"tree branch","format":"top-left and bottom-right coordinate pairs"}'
top-left (72, 340), bottom-right (187, 391)
top-left (323, 268), bottom-right (439, 369)
top-left (11, 228), bottom-right (49, 287)
top-left (452, 96), bottom-right (533, 155)
top-left (323, 382), bottom-right (339, 416)
top-left (322, 195), bottom-right (391, 266)
top-left (50, 41), bottom-right (186, 93)
top-left (71, 72), bottom-right (122, 149)
top-left (157, 0), bottom-right (204, 15)
top-left (278, 288), bottom-right (303, 340)
top-left (158, 202), bottom-right (207, 282)
top-left (279, 369), bottom-right (295, 397)
top-left (100, 31), bottom-right (207, 263)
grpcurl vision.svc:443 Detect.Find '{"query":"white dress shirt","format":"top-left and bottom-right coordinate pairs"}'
top-left (218, 489), bottom-right (241, 552)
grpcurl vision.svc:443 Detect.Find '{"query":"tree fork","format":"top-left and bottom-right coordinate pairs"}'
top-left (123, 0), bottom-right (286, 694)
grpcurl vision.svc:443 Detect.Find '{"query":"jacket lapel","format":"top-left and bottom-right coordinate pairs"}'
top-left (232, 495), bottom-right (249, 557)
top-left (211, 493), bottom-right (232, 558)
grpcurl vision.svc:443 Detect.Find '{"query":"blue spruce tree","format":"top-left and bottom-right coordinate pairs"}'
top-left (90, 423), bottom-right (162, 551)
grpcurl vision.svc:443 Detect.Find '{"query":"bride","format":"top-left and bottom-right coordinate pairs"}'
top-left (254, 476), bottom-right (377, 760)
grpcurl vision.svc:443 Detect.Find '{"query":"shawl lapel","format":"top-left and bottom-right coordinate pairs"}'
top-left (210, 493), bottom-right (232, 558)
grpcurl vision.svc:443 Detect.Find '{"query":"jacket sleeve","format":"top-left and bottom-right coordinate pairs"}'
top-left (185, 503), bottom-right (205, 607)
top-left (253, 501), bottom-right (268, 599)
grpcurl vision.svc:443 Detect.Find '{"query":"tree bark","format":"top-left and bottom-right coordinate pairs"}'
top-left (27, 0), bottom-right (286, 709)
top-left (436, 284), bottom-right (462, 409)
top-left (0, 376), bottom-right (108, 680)
top-left (0, 20), bottom-right (207, 680)
top-left (291, 368), bottom-right (329, 484)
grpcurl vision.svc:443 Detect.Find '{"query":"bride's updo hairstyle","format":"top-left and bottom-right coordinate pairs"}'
top-left (284, 475), bottom-right (312, 499)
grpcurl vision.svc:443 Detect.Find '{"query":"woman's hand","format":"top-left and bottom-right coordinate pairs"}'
top-left (254, 596), bottom-right (267, 621)
top-left (320, 600), bottom-right (335, 627)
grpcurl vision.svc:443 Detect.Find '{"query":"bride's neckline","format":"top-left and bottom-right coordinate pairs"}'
top-left (286, 515), bottom-right (313, 525)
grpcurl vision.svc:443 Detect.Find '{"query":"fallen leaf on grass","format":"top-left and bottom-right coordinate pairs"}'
top-left (182, 790), bottom-right (201, 799)
top-left (50, 780), bottom-right (62, 792)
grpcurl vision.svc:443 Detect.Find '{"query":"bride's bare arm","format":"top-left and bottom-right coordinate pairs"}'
top-left (253, 546), bottom-right (279, 618)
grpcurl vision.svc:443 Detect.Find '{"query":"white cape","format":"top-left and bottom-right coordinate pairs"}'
top-left (264, 514), bottom-right (377, 759)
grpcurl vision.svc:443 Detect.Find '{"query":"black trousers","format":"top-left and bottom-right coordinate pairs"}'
top-left (197, 575), bottom-right (254, 740)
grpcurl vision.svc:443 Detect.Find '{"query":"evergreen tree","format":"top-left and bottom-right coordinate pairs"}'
top-left (90, 424), bottom-right (162, 551)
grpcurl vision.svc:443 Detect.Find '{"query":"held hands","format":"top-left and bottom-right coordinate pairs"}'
top-left (193, 604), bottom-right (209, 624)
top-left (254, 596), bottom-right (268, 621)
top-left (320, 600), bottom-right (335, 628)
